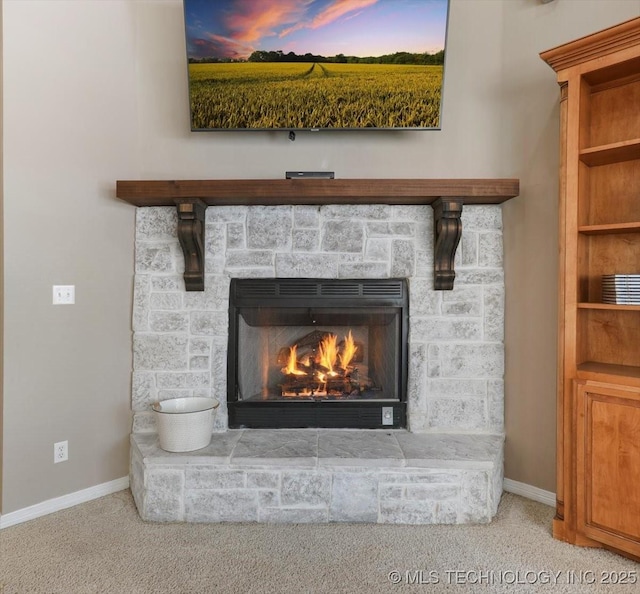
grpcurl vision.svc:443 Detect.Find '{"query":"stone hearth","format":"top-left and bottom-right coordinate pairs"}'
top-left (131, 430), bottom-right (503, 524)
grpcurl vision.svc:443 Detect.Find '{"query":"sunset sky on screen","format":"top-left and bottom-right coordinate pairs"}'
top-left (184, 0), bottom-right (449, 60)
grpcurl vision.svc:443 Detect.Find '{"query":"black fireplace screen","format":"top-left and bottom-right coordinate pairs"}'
top-left (227, 279), bottom-right (408, 429)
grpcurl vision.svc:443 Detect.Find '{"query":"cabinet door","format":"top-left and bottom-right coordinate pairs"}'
top-left (576, 380), bottom-right (640, 557)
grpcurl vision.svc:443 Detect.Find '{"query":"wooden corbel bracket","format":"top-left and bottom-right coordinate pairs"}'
top-left (176, 199), bottom-right (207, 291)
top-left (433, 198), bottom-right (464, 290)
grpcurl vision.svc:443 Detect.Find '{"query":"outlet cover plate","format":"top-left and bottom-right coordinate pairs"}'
top-left (382, 407), bottom-right (394, 426)
top-left (54, 440), bottom-right (68, 463)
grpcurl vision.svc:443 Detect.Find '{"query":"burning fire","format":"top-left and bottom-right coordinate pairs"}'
top-left (339, 330), bottom-right (358, 370)
top-left (282, 345), bottom-right (307, 376)
top-left (318, 334), bottom-right (339, 377)
top-left (279, 329), bottom-right (369, 399)
top-left (281, 331), bottom-right (358, 384)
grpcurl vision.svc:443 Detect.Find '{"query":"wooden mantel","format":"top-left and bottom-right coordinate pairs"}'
top-left (116, 178), bottom-right (520, 291)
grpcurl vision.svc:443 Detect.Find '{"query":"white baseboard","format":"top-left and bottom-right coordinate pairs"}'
top-left (503, 478), bottom-right (555, 507)
top-left (0, 476), bottom-right (129, 529)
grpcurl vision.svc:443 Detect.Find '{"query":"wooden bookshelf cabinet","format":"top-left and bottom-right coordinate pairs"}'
top-left (541, 17), bottom-right (640, 560)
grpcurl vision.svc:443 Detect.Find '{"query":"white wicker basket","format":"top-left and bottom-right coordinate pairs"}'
top-left (152, 397), bottom-right (219, 452)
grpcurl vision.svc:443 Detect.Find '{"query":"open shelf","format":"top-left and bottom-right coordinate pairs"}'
top-left (578, 302), bottom-right (640, 311)
top-left (578, 233), bottom-right (640, 303)
top-left (579, 138), bottom-right (640, 166)
top-left (578, 222), bottom-right (640, 235)
top-left (580, 160), bottom-right (640, 227)
top-left (578, 308), bottom-right (640, 368)
top-left (577, 361), bottom-right (640, 387)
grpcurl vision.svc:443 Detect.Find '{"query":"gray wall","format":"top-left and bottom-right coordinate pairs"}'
top-left (500, 0), bottom-right (639, 489)
top-left (2, 0), bottom-right (138, 513)
top-left (1, 1), bottom-right (4, 506)
top-left (2, 0), bottom-right (639, 514)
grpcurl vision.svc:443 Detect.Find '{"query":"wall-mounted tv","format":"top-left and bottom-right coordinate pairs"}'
top-left (183, 0), bottom-right (450, 132)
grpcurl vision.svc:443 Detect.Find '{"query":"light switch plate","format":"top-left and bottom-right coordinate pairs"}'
top-left (53, 285), bottom-right (75, 305)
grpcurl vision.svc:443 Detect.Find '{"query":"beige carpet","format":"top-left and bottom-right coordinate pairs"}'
top-left (0, 490), bottom-right (638, 593)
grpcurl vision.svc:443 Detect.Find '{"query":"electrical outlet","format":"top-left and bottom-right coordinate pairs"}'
top-left (53, 285), bottom-right (75, 305)
top-left (54, 440), bottom-right (68, 463)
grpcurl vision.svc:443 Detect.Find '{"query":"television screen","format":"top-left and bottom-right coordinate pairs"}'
top-left (183, 0), bottom-right (450, 132)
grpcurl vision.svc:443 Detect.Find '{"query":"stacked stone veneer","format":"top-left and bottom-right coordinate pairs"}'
top-left (131, 203), bottom-right (505, 523)
top-left (130, 431), bottom-right (503, 524)
top-left (133, 203), bottom-right (504, 433)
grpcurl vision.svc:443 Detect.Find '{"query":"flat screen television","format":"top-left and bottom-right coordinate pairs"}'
top-left (182, 0), bottom-right (450, 132)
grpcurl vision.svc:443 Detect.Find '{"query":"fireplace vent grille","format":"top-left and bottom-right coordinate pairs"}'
top-left (233, 281), bottom-right (277, 297)
top-left (278, 281), bottom-right (318, 296)
top-left (362, 281), bottom-right (404, 298)
top-left (320, 283), bottom-right (361, 297)
top-left (233, 279), bottom-right (405, 301)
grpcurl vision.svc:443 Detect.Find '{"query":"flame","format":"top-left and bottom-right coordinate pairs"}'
top-left (282, 345), bottom-right (306, 376)
top-left (339, 330), bottom-right (358, 370)
top-left (280, 330), bottom-right (359, 397)
top-left (317, 334), bottom-right (339, 376)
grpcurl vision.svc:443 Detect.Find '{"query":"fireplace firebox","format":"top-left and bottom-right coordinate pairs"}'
top-left (227, 278), bottom-right (408, 429)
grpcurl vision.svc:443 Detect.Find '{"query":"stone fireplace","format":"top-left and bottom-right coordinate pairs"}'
top-left (122, 178), bottom-right (517, 524)
top-left (131, 202), bottom-right (505, 435)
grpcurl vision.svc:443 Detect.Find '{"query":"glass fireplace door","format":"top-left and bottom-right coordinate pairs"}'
top-left (237, 307), bottom-right (400, 402)
top-left (227, 279), bottom-right (408, 429)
